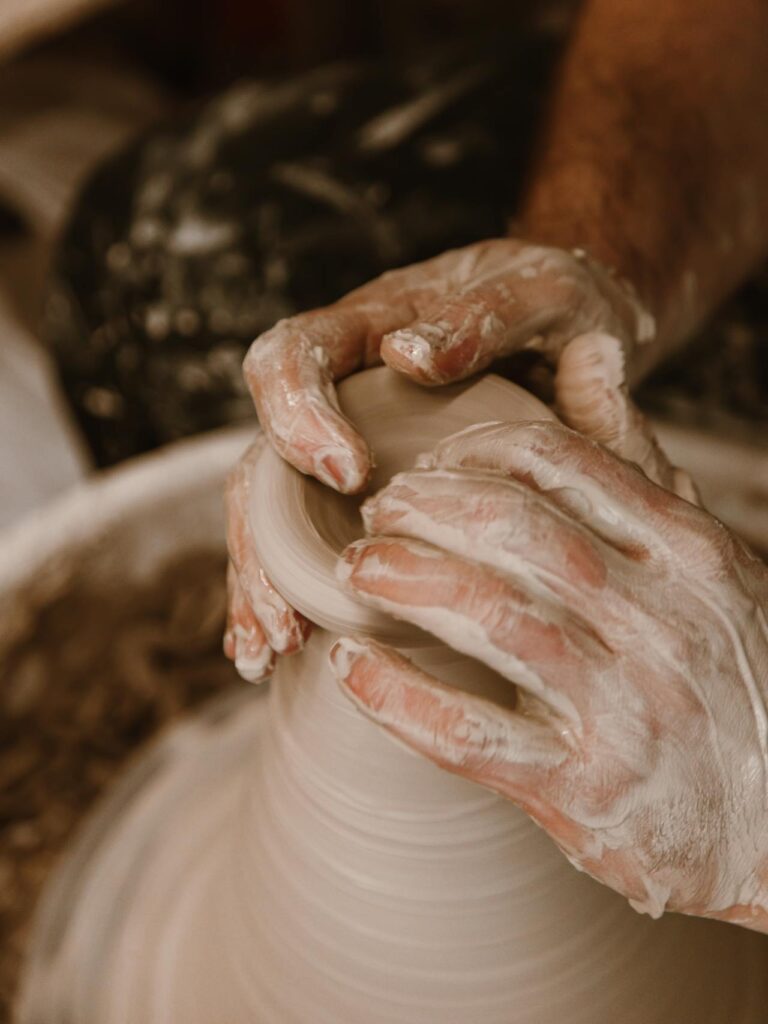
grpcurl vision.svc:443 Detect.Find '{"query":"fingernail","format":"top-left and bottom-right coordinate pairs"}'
top-left (359, 484), bottom-right (407, 534)
top-left (268, 614), bottom-right (309, 655)
top-left (254, 600), bottom-right (292, 654)
top-left (384, 327), bottom-right (435, 373)
top-left (335, 540), bottom-right (368, 586)
top-left (414, 451), bottom-right (435, 470)
top-left (328, 639), bottom-right (343, 670)
top-left (329, 637), bottom-right (374, 695)
top-left (329, 637), bottom-right (356, 676)
top-left (234, 629), bottom-right (274, 684)
top-left (359, 494), bottom-right (378, 532)
top-left (315, 448), bottom-right (366, 493)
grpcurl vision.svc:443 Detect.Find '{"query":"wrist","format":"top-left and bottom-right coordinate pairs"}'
top-left (517, 162), bottom-right (660, 297)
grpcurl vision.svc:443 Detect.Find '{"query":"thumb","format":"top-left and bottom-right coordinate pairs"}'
top-left (555, 332), bottom-right (700, 505)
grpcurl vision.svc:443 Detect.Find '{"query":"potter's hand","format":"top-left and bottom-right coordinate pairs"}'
top-left (330, 420), bottom-right (768, 932)
top-left (224, 437), bottom-right (310, 681)
top-left (226, 238), bottom-right (694, 680)
top-left (243, 238), bottom-right (674, 495)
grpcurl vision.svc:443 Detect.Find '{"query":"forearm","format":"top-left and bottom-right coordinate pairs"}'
top-left (517, 0), bottom-right (768, 377)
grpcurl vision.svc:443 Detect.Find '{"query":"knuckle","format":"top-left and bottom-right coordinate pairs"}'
top-left (505, 418), bottom-right (573, 453)
top-left (244, 317), bottom-right (304, 368)
top-left (684, 515), bottom-right (737, 576)
top-left (443, 707), bottom-right (507, 773)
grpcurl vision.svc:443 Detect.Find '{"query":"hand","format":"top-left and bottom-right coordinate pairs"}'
top-left (329, 420), bottom-right (768, 930)
top-left (224, 437), bottom-right (310, 682)
top-left (225, 238), bottom-right (697, 681)
top-left (242, 238), bottom-right (670, 495)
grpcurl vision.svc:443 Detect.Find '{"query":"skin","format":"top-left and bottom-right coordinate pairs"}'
top-left (518, 0), bottom-right (768, 373)
top-left (224, 436), bottom-right (309, 676)
top-left (224, 0), bottom-right (768, 923)
top-left (330, 421), bottom-right (768, 931)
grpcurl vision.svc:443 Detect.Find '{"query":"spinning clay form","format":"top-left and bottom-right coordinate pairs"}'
top-left (18, 367), bottom-right (768, 1023)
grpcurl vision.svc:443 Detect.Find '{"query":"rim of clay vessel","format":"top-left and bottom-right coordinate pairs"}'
top-left (1, 418), bottom-right (767, 610)
top-left (1, 419), bottom-right (767, 607)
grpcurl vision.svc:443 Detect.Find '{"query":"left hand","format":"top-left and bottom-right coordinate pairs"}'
top-left (224, 436), bottom-right (310, 681)
top-left (330, 420), bottom-right (768, 930)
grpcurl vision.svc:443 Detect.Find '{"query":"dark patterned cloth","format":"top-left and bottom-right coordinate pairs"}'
top-left (45, 34), bottom-right (768, 466)
top-left (45, 39), bottom-right (558, 466)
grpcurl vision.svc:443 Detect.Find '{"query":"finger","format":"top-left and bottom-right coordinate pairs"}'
top-left (226, 441), bottom-right (312, 654)
top-left (418, 419), bottom-right (699, 557)
top-left (330, 636), bottom-right (564, 804)
top-left (338, 536), bottom-right (609, 720)
top-left (243, 273), bottom-right (429, 493)
top-left (556, 332), bottom-right (701, 504)
top-left (225, 562), bottom-right (275, 683)
top-left (244, 316), bottom-right (373, 493)
top-left (361, 467), bottom-right (612, 601)
top-left (380, 273), bottom-right (559, 386)
top-left (378, 241), bottom-right (630, 386)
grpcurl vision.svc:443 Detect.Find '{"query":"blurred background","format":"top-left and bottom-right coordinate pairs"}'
top-left (1, 0), bottom-right (768, 1018)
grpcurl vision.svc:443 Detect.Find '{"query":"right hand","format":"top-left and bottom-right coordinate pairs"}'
top-left (329, 420), bottom-right (768, 928)
top-left (225, 238), bottom-right (696, 682)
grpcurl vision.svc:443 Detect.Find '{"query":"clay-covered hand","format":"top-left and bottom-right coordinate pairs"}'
top-left (242, 238), bottom-right (673, 495)
top-left (224, 437), bottom-right (310, 682)
top-left (225, 237), bottom-right (695, 680)
top-left (330, 420), bottom-right (768, 931)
